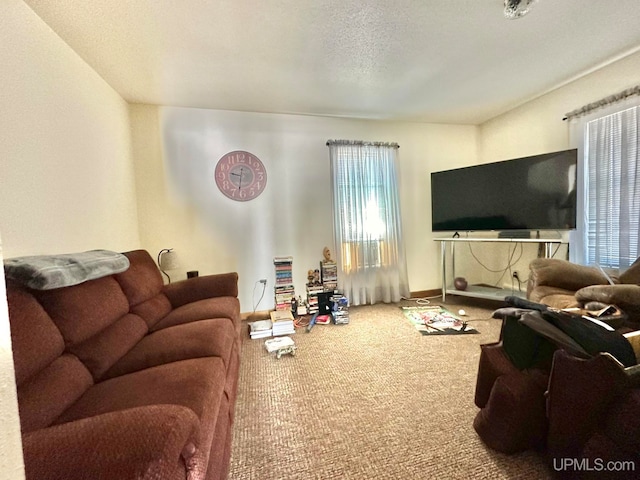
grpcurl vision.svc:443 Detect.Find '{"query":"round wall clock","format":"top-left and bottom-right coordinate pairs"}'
top-left (214, 150), bottom-right (267, 201)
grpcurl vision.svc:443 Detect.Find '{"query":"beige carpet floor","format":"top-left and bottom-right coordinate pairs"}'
top-left (229, 296), bottom-right (554, 479)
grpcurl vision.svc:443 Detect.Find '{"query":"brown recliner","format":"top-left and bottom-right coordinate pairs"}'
top-left (528, 257), bottom-right (640, 325)
top-left (474, 257), bottom-right (640, 475)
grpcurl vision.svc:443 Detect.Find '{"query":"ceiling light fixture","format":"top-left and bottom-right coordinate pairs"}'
top-left (504, 0), bottom-right (538, 19)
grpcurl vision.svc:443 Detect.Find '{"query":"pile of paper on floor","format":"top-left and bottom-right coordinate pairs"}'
top-left (270, 310), bottom-right (295, 336)
top-left (248, 319), bottom-right (272, 339)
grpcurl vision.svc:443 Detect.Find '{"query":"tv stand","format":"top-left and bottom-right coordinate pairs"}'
top-left (435, 236), bottom-right (565, 302)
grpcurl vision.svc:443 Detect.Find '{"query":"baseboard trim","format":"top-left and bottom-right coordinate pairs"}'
top-left (243, 291), bottom-right (442, 318)
top-left (241, 310), bottom-right (272, 322)
top-left (409, 289), bottom-right (442, 299)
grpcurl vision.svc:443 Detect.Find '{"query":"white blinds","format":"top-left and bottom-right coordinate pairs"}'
top-left (585, 105), bottom-right (640, 269)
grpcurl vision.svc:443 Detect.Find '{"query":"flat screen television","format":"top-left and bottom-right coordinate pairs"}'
top-left (431, 149), bottom-right (577, 233)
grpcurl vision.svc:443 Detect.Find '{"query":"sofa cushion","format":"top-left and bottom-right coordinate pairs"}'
top-left (130, 293), bottom-right (173, 328)
top-left (6, 284), bottom-right (65, 386)
top-left (528, 285), bottom-right (581, 309)
top-left (35, 276), bottom-right (130, 346)
top-left (22, 405), bottom-right (200, 480)
top-left (115, 250), bottom-right (164, 307)
top-left (55, 357), bottom-right (228, 479)
top-left (102, 319), bottom-right (236, 379)
top-left (18, 354), bottom-right (93, 433)
top-left (56, 357), bottom-right (226, 424)
top-left (68, 314), bottom-right (149, 380)
top-left (152, 296), bottom-right (240, 332)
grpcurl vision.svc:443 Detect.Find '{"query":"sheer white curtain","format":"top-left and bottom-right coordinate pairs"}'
top-left (569, 98), bottom-right (640, 268)
top-left (328, 140), bottom-right (410, 306)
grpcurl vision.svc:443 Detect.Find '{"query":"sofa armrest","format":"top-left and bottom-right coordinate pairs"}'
top-left (576, 284), bottom-right (640, 309)
top-left (163, 272), bottom-right (239, 308)
top-left (528, 258), bottom-right (613, 293)
top-left (22, 405), bottom-right (200, 480)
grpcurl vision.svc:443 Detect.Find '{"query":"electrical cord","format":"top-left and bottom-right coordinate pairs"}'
top-left (464, 232), bottom-right (562, 291)
top-left (494, 243), bottom-right (523, 287)
top-left (252, 281), bottom-right (266, 314)
top-left (465, 241), bottom-right (525, 291)
top-left (294, 316), bottom-right (310, 328)
top-left (467, 241), bottom-right (523, 274)
top-left (401, 295), bottom-right (442, 305)
top-left (511, 272), bottom-right (529, 292)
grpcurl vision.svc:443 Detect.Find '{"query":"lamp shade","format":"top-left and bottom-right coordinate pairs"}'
top-left (159, 249), bottom-right (179, 270)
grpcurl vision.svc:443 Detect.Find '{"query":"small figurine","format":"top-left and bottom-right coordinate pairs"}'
top-left (313, 269), bottom-right (321, 285)
top-left (322, 246), bottom-right (333, 263)
top-left (307, 269), bottom-right (315, 285)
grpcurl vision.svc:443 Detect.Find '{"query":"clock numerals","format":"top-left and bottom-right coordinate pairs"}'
top-left (215, 151), bottom-right (267, 201)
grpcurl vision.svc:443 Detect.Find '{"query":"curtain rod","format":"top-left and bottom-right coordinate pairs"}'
top-left (563, 84), bottom-right (640, 121)
top-left (326, 139), bottom-right (399, 148)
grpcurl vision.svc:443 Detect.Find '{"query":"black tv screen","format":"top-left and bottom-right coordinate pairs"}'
top-left (431, 149), bottom-right (577, 232)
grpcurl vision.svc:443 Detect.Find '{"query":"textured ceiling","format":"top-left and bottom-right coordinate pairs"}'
top-left (23, 0), bottom-right (640, 124)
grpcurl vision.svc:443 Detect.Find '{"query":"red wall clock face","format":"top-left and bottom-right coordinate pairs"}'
top-left (214, 150), bottom-right (267, 201)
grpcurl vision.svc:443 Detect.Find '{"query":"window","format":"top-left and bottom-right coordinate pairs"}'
top-left (584, 106), bottom-right (640, 269)
top-left (327, 140), bottom-right (410, 305)
top-left (332, 146), bottom-right (396, 271)
top-left (333, 153), bottom-right (389, 271)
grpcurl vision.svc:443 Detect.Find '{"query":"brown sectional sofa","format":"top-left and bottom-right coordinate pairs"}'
top-left (6, 249), bottom-right (241, 480)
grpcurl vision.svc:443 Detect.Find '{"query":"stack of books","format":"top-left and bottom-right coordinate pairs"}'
top-left (305, 283), bottom-right (324, 315)
top-left (274, 256), bottom-right (294, 310)
top-left (331, 293), bottom-right (350, 325)
top-left (320, 261), bottom-right (338, 291)
top-left (270, 310), bottom-right (295, 336)
top-left (248, 319), bottom-right (272, 339)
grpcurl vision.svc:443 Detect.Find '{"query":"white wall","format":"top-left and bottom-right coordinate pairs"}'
top-left (470, 50), bottom-right (640, 286)
top-left (0, 0), bottom-right (141, 259)
top-left (0, 3), bottom-right (141, 473)
top-left (130, 105), bottom-right (478, 311)
top-left (480, 50), bottom-right (640, 164)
